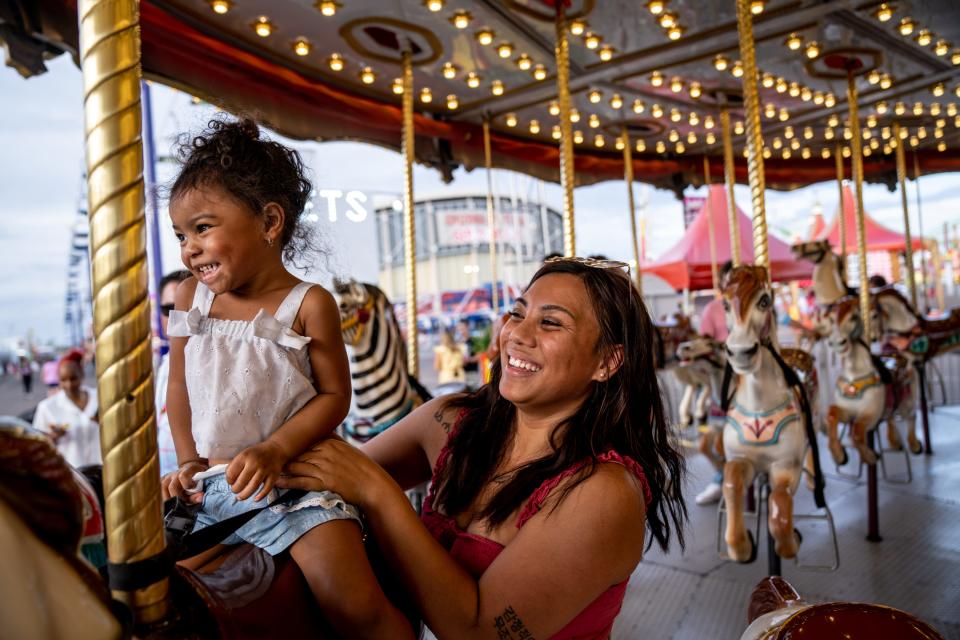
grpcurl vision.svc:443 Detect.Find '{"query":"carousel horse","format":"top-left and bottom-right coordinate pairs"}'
top-left (333, 279), bottom-right (432, 443)
top-left (654, 311), bottom-right (697, 370)
top-left (677, 335), bottom-right (728, 475)
top-left (719, 265), bottom-right (825, 563)
top-left (790, 239), bottom-right (857, 339)
top-left (872, 285), bottom-right (960, 362)
top-left (0, 419), bottom-right (125, 639)
top-left (741, 576), bottom-right (944, 640)
top-left (825, 296), bottom-right (920, 464)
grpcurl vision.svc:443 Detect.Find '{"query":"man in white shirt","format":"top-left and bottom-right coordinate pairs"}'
top-left (155, 270), bottom-right (191, 476)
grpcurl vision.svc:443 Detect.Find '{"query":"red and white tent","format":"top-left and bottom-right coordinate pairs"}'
top-left (642, 185), bottom-right (812, 291)
top-left (817, 185), bottom-right (927, 253)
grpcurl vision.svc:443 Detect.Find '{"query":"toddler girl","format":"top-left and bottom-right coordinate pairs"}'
top-left (162, 117), bottom-right (411, 638)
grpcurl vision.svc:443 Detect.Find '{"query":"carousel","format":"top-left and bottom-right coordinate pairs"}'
top-left (2, 0), bottom-right (960, 638)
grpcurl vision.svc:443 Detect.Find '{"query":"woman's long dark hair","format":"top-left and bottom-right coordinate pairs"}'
top-left (433, 259), bottom-right (687, 552)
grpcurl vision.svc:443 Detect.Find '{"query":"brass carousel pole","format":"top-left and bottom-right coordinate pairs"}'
top-left (721, 107), bottom-right (741, 266)
top-left (482, 117), bottom-right (500, 313)
top-left (893, 123), bottom-right (918, 307)
top-left (835, 142), bottom-right (847, 265)
top-left (401, 49), bottom-right (419, 377)
top-left (735, 0), bottom-right (769, 273)
top-left (913, 153), bottom-right (929, 312)
top-left (846, 71), bottom-right (871, 339)
top-left (78, 0), bottom-right (169, 622)
top-left (554, 1), bottom-right (576, 256)
top-left (622, 126), bottom-right (643, 295)
top-left (703, 155), bottom-right (720, 294)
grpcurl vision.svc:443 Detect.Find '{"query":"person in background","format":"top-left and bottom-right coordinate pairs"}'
top-left (155, 269), bottom-right (191, 476)
top-left (17, 356), bottom-right (33, 395)
top-left (41, 359), bottom-right (60, 396)
top-left (693, 260), bottom-right (732, 506)
top-left (32, 350), bottom-right (101, 468)
top-left (433, 329), bottom-right (467, 388)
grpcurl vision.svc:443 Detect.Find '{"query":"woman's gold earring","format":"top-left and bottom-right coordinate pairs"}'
top-left (267, 237), bottom-right (275, 247)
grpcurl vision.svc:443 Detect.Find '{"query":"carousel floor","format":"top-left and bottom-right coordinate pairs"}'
top-left (613, 405), bottom-right (960, 640)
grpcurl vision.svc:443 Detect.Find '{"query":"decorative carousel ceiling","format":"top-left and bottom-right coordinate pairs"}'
top-left (3, 0), bottom-right (960, 194)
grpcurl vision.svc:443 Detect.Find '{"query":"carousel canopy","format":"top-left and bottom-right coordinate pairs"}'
top-left (806, 206), bottom-right (826, 241)
top-left (642, 184), bottom-right (811, 290)
top-left (3, 0), bottom-right (960, 194)
top-left (818, 184), bottom-right (927, 253)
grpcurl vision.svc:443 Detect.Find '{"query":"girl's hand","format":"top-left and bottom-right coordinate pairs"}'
top-left (49, 424), bottom-right (68, 443)
top-left (277, 439), bottom-right (395, 512)
top-left (226, 441), bottom-right (288, 501)
top-left (163, 460), bottom-right (208, 502)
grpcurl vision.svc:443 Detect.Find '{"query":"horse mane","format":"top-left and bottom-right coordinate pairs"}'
top-left (833, 296), bottom-right (860, 324)
top-left (723, 265), bottom-right (769, 320)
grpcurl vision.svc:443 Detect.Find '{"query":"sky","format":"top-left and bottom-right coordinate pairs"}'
top-left (1, 52), bottom-right (958, 346)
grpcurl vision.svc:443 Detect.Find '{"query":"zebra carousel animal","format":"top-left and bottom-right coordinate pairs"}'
top-left (333, 280), bottom-right (432, 443)
top-left (719, 265), bottom-right (826, 563)
top-left (676, 336), bottom-right (728, 475)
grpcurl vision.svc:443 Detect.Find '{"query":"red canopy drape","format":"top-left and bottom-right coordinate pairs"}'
top-left (817, 185), bottom-right (927, 253)
top-left (642, 185), bottom-right (813, 291)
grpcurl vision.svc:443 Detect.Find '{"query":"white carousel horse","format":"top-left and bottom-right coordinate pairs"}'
top-left (333, 280), bottom-right (431, 443)
top-left (719, 266), bottom-right (824, 563)
top-left (824, 296), bottom-right (920, 465)
top-left (790, 239), bottom-right (855, 340)
top-left (873, 285), bottom-right (960, 361)
top-left (676, 336), bottom-right (728, 472)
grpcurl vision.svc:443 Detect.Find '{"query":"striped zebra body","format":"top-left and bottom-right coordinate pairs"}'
top-left (335, 280), bottom-right (423, 441)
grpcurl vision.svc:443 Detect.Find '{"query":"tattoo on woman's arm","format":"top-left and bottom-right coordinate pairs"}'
top-left (493, 606), bottom-right (534, 640)
top-left (433, 409), bottom-right (454, 434)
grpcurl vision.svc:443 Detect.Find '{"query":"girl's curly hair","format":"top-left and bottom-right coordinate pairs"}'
top-left (169, 116), bottom-right (317, 268)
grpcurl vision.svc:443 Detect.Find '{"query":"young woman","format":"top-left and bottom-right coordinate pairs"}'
top-left (279, 257), bottom-right (687, 639)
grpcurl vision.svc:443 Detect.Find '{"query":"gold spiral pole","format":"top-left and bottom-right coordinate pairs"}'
top-left (554, 1), bottom-right (576, 257)
top-left (401, 50), bottom-right (419, 377)
top-left (483, 117), bottom-right (500, 313)
top-left (846, 71), bottom-right (870, 338)
top-left (912, 153), bottom-right (929, 311)
top-left (835, 142), bottom-right (846, 264)
top-left (621, 127), bottom-right (643, 295)
top-left (735, 0), bottom-right (769, 274)
top-left (703, 155), bottom-right (720, 294)
top-left (893, 123), bottom-right (918, 308)
top-left (721, 107), bottom-right (741, 267)
top-left (79, 0), bottom-right (168, 621)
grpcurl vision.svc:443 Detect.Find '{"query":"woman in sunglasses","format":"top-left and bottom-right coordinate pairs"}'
top-left (279, 257), bottom-right (687, 639)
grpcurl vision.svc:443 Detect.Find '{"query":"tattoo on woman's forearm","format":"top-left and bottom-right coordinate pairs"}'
top-left (493, 606), bottom-right (534, 640)
top-left (434, 409), bottom-right (454, 434)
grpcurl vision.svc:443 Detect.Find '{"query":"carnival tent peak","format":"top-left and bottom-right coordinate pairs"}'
top-left (642, 184), bottom-right (812, 291)
top-left (818, 184), bottom-right (927, 254)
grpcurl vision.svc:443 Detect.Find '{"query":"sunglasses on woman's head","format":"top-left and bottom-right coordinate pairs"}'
top-left (545, 255), bottom-right (631, 276)
top-left (160, 303), bottom-right (175, 317)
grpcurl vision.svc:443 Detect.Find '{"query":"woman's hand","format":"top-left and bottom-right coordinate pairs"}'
top-left (277, 438), bottom-right (396, 511)
top-left (226, 441), bottom-right (288, 501)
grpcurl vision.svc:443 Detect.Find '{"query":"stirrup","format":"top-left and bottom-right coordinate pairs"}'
top-left (792, 468), bottom-right (841, 572)
top-left (716, 475), bottom-right (763, 562)
top-left (878, 424), bottom-right (912, 485)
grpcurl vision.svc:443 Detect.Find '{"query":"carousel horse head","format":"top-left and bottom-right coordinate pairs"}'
top-left (790, 239), bottom-right (831, 264)
top-left (722, 265), bottom-right (775, 375)
top-left (828, 296), bottom-right (864, 356)
top-left (332, 278), bottom-right (377, 347)
top-left (872, 286), bottom-right (921, 335)
top-left (677, 334), bottom-right (721, 364)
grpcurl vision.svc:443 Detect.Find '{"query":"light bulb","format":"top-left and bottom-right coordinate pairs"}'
top-left (750, 1), bottom-right (764, 15)
top-left (328, 53), bottom-right (344, 71)
top-left (476, 30), bottom-right (494, 46)
top-left (824, 93), bottom-right (836, 108)
top-left (658, 12), bottom-right (676, 28)
top-left (704, 115), bottom-right (715, 129)
top-left (452, 11), bottom-right (471, 29)
top-left (610, 93), bottom-right (623, 109)
top-left (594, 134), bottom-right (605, 147)
top-left (689, 82), bottom-right (702, 98)
top-left (210, 0), bottom-right (231, 14)
top-left (762, 73), bottom-right (775, 88)
top-left (652, 104), bottom-right (663, 118)
top-left (588, 114), bottom-right (600, 128)
top-left (805, 41), bottom-right (820, 59)
top-left (898, 18), bottom-right (914, 36)
top-left (667, 25), bottom-right (684, 40)
top-left (360, 66), bottom-right (375, 84)
top-left (497, 43), bottom-right (513, 58)
top-left (466, 72), bottom-right (480, 89)
top-left (588, 90), bottom-right (602, 104)
top-left (636, 139), bottom-right (647, 153)
top-left (549, 101), bottom-right (560, 116)
top-left (734, 121), bottom-right (745, 135)
top-left (532, 65), bottom-right (547, 81)
top-left (570, 20), bottom-right (587, 36)
top-left (670, 77), bottom-right (683, 93)
top-left (880, 74), bottom-right (892, 90)
top-left (650, 71), bottom-right (664, 87)
top-left (670, 108), bottom-right (682, 122)
top-left (706, 132), bottom-right (716, 144)
top-left (731, 61), bottom-right (743, 77)
top-left (714, 55), bottom-right (729, 71)
top-left (656, 141), bottom-right (666, 154)
top-left (491, 80), bottom-right (504, 96)
top-left (446, 94), bottom-right (459, 110)
top-left (875, 3), bottom-right (892, 22)
top-left (599, 46), bottom-right (615, 61)
top-left (584, 33), bottom-right (601, 49)
top-left (391, 78), bottom-right (404, 94)
top-left (442, 63), bottom-right (457, 79)
top-left (420, 88), bottom-right (433, 103)
top-left (646, 0), bottom-right (665, 14)
top-left (868, 70), bottom-right (881, 85)
top-left (933, 83), bottom-right (945, 97)
top-left (517, 55), bottom-right (532, 71)
top-left (529, 119), bottom-right (540, 134)
top-left (786, 33), bottom-right (803, 50)
top-left (570, 109), bottom-right (581, 123)
top-left (916, 29), bottom-right (932, 47)
top-left (632, 99), bottom-right (646, 114)
top-left (317, 0), bottom-right (339, 17)
top-left (574, 130), bottom-right (585, 144)
top-left (293, 39), bottom-right (311, 56)
top-left (801, 87), bottom-right (812, 101)
top-left (505, 113), bottom-right (517, 127)
top-left (934, 40), bottom-right (949, 56)
top-left (424, 0), bottom-right (443, 11)
top-left (253, 16), bottom-right (273, 37)
top-left (551, 125), bottom-right (561, 140)
top-left (822, 147), bottom-right (832, 159)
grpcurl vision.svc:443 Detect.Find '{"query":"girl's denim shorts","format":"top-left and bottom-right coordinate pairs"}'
top-left (193, 471), bottom-right (362, 556)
